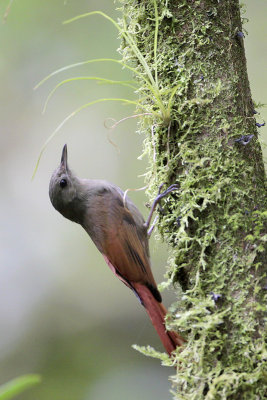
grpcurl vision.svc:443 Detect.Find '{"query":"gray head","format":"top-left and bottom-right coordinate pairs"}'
top-left (49, 145), bottom-right (82, 222)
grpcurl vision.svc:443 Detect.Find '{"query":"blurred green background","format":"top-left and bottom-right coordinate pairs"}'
top-left (0, 1), bottom-right (266, 399)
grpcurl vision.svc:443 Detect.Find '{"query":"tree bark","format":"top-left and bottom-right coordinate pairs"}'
top-left (118, 0), bottom-right (266, 398)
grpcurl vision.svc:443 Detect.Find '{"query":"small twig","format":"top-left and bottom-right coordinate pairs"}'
top-left (104, 113), bottom-right (153, 130)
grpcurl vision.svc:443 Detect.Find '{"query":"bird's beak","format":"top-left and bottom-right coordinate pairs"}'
top-left (60, 144), bottom-right (68, 171)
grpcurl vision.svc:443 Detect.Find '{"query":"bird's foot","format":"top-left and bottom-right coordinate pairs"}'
top-left (145, 183), bottom-right (179, 235)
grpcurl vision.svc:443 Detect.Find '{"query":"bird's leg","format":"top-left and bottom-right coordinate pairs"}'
top-left (144, 184), bottom-right (179, 236)
top-left (147, 215), bottom-right (159, 237)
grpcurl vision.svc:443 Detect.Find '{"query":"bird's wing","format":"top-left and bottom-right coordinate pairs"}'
top-left (100, 191), bottom-right (158, 290)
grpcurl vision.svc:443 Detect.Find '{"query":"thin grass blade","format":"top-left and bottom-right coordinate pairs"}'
top-left (0, 375), bottom-right (41, 400)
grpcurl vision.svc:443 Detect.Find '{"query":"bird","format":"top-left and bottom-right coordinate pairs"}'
top-left (49, 144), bottom-right (185, 355)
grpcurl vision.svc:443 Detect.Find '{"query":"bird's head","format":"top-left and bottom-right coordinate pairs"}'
top-left (49, 144), bottom-right (79, 219)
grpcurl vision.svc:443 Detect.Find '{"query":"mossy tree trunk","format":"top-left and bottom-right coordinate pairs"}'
top-left (118, 0), bottom-right (266, 398)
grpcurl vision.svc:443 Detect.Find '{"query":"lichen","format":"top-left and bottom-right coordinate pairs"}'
top-left (117, 0), bottom-right (267, 398)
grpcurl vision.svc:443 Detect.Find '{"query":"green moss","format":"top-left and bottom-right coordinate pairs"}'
top-left (118, 0), bottom-right (266, 398)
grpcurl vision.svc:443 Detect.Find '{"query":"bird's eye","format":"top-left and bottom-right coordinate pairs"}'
top-left (60, 179), bottom-right (67, 188)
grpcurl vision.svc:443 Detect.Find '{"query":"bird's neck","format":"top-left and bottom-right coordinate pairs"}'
top-left (59, 177), bottom-right (89, 224)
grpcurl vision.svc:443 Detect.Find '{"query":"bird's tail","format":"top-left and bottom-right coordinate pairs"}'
top-left (133, 283), bottom-right (185, 356)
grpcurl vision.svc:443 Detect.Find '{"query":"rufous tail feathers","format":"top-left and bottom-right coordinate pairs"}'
top-left (133, 282), bottom-right (185, 356)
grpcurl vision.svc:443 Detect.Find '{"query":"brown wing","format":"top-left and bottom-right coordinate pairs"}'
top-left (89, 186), bottom-right (158, 290)
top-left (103, 202), bottom-right (157, 288)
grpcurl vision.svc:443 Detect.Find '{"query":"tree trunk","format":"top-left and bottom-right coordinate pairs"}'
top-left (118, 0), bottom-right (267, 398)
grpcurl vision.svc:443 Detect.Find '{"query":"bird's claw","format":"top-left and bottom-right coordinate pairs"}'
top-left (144, 183), bottom-right (180, 233)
